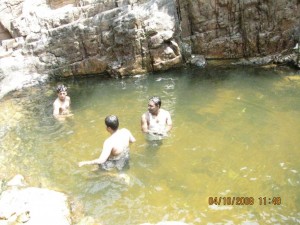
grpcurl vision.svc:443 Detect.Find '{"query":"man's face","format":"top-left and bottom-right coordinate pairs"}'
top-left (148, 100), bottom-right (159, 114)
top-left (58, 91), bottom-right (67, 101)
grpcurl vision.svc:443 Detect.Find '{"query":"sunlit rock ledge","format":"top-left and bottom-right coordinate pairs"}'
top-left (0, 175), bottom-right (71, 225)
top-left (0, 0), bottom-right (299, 99)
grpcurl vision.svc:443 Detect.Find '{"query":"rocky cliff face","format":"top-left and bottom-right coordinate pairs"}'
top-left (179, 0), bottom-right (300, 58)
top-left (0, 0), bottom-right (299, 97)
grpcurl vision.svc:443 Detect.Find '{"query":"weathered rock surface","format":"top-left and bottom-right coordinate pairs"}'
top-left (0, 175), bottom-right (71, 225)
top-left (179, 0), bottom-right (300, 58)
top-left (190, 54), bottom-right (206, 68)
top-left (0, 0), bottom-right (299, 98)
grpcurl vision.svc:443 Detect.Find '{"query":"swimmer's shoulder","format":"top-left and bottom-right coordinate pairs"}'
top-left (53, 98), bottom-right (59, 106)
top-left (160, 108), bottom-right (170, 115)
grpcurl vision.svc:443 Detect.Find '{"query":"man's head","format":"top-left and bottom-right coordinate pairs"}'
top-left (148, 96), bottom-right (161, 115)
top-left (149, 96), bottom-right (161, 107)
top-left (56, 84), bottom-right (68, 101)
top-left (105, 115), bottom-right (119, 131)
top-left (56, 84), bottom-right (67, 93)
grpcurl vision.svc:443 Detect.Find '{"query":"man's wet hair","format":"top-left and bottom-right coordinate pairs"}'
top-left (105, 115), bottom-right (119, 131)
top-left (56, 84), bottom-right (67, 93)
top-left (149, 96), bottom-right (161, 108)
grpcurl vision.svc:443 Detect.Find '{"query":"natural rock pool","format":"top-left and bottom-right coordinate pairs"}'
top-left (0, 65), bottom-right (300, 224)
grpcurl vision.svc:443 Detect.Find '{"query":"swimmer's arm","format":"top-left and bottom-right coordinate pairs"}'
top-left (65, 96), bottom-right (71, 114)
top-left (128, 130), bottom-right (136, 143)
top-left (78, 141), bottom-right (112, 167)
top-left (164, 111), bottom-right (172, 133)
top-left (53, 101), bottom-right (60, 116)
top-left (141, 114), bottom-right (149, 133)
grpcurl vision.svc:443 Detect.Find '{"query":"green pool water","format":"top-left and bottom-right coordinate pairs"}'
top-left (0, 65), bottom-right (300, 224)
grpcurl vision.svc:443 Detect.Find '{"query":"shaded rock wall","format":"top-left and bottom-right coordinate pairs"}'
top-left (178, 0), bottom-right (300, 58)
top-left (47, 0), bottom-right (76, 9)
top-left (0, 23), bottom-right (12, 40)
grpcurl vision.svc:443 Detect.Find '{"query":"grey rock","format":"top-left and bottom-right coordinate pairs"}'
top-left (0, 186), bottom-right (71, 225)
top-left (190, 55), bottom-right (206, 68)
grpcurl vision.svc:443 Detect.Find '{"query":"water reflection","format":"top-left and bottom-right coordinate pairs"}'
top-left (0, 66), bottom-right (300, 224)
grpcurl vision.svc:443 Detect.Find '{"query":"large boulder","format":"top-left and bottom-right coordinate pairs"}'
top-left (0, 179), bottom-right (71, 225)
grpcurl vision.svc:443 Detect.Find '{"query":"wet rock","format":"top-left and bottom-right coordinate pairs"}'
top-left (233, 55), bottom-right (275, 65)
top-left (190, 55), bottom-right (207, 68)
top-left (274, 53), bottom-right (300, 68)
top-left (291, 43), bottom-right (300, 68)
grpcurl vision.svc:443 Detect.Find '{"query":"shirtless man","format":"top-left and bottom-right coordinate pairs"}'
top-left (141, 96), bottom-right (172, 137)
top-left (78, 115), bottom-right (136, 171)
top-left (53, 84), bottom-right (72, 119)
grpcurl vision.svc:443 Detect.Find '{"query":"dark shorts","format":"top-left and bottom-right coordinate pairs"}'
top-left (99, 150), bottom-right (130, 171)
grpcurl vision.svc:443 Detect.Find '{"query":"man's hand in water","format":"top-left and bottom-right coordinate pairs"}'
top-left (78, 159), bottom-right (99, 167)
top-left (78, 161), bottom-right (87, 167)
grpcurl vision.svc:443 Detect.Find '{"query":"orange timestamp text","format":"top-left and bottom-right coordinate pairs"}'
top-left (208, 197), bottom-right (281, 206)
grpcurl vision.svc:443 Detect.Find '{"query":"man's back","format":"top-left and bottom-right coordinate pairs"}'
top-left (78, 115), bottom-right (136, 171)
top-left (105, 128), bottom-right (136, 157)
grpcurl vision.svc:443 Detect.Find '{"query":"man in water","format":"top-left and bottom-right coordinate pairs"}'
top-left (78, 115), bottom-right (136, 171)
top-left (141, 96), bottom-right (172, 138)
top-left (53, 84), bottom-right (72, 119)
